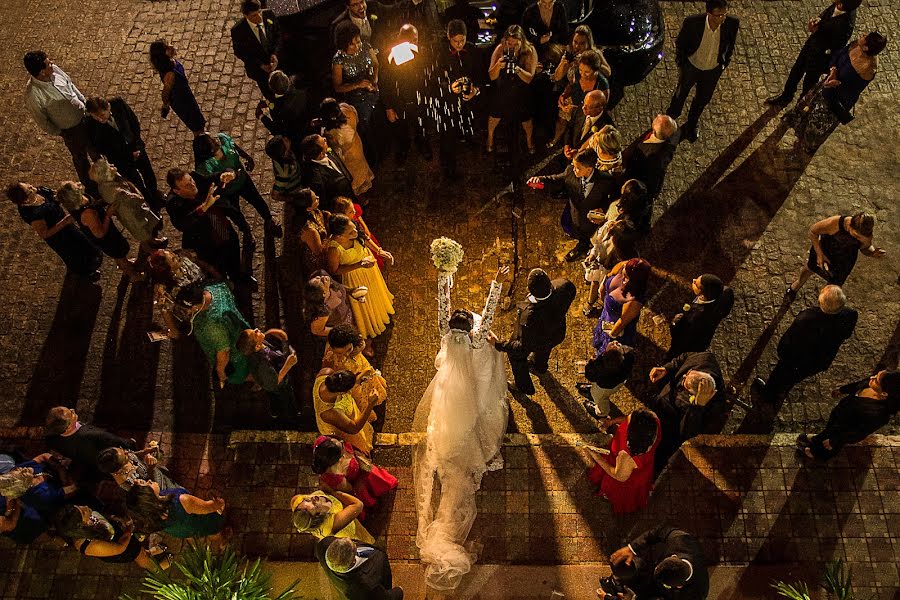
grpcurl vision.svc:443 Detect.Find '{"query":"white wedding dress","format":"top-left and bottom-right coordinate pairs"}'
top-left (412, 272), bottom-right (509, 591)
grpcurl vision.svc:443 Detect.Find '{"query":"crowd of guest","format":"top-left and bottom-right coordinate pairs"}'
top-left (5, 0), bottom-right (895, 596)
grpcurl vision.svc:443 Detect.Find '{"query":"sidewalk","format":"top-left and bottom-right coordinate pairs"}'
top-left (1, 431), bottom-right (897, 599)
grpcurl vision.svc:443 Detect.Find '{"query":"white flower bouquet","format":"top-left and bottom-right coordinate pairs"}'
top-left (430, 237), bottom-right (464, 274)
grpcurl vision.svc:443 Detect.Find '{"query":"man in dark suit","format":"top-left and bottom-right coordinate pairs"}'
top-left (256, 70), bottom-right (310, 149)
top-left (622, 114), bottom-right (679, 228)
top-left (231, 0), bottom-right (281, 101)
top-left (666, 0), bottom-right (739, 143)
top-left (753, 284), bottom-right (857, 403)
top-left (607, 525), bottom-right (709, 600)
top-left (331, 0), bottom-right (387, 52)
top-left (299, 134), bottom-right (356, 212)
top-left (316, 536), bottom-right (403, 600)
top-left (528, 148), bottom-right (614, 262)
top-left (648, 351), bottom-right (724, 472)
top-left (496, 268), bottom-right (577, 396)
top-left (382, 25), bottom-right (433, 162)
top-left (563, 90), bottom-right (613, 160)
top-left (44, 406), bottom-right (135, 481)
top-left (85, 96), bottom-right (162, 210)
top-left (331, 0), bottom-right (440, 53)
top-left (766, 0), bottom-right (860, 107)
top-left (668, 273), bottom-right (734, 358)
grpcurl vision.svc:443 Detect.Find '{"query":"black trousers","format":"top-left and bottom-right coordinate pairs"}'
top-left (666, 62), bottom-right (723, 130)
top-left (507, 345), bottom-right (553, 395)
top-left (390, 108), bottom-right (430, 157)
top-left (763, 359), bottom-right (820, 401)
top-left (266, 382), bottom-right (299, 418)
top-left (60, 120), bottom-right (99, 190)
top-left (781, 48), bottom-right (829, 100)
top-left (223, 175), bottom-right (273, 233)
top-left (116, 149), bottom-right (161, 211)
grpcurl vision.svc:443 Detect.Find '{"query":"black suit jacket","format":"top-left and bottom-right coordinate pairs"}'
top-left (565, 110), bottom-right (615, 151)
top-left (231, 11), bottom-right (281, 82)
top-left (675, 13), bottom-right (740, 69)
top-left (777, 306), bottom-right (857, 372)
top-left (622, 129), bottom-right (679, 201)
top-left (300, 152), bottom-right (356, 212)
top-left (542, 166), bottom-right (617, 238)
top-left (628, 525), bottom-right (710, 600)
top-left (315, 537), bottom-right (403, 600)
top-left (86, 97), bottom-right (145, 169)
top-left (655, 352), bottom-right (725, 440)
top-left (46, 424), bottom-right (134, 474)
top-left (669, 287), bottom-right (734, 355)
top-left (260, 87), bottom-right (310, 145)
top-left (803, 4), bottom-right (856, 61)
top-left (497, 279), bottom-right (576, 353)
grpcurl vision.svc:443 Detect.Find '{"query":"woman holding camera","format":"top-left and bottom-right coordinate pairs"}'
top-left (550, 48), bottom-right (611, 148)
top-left (487, 25), bottom-right (538, 154)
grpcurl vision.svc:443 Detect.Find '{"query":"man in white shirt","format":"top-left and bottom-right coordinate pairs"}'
top-left (23, 51), bottom-right (98, 188)
top-left (665, 0), bottom-right (739, 143)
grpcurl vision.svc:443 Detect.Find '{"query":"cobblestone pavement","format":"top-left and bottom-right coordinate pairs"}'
top-left (0, 0), bottom-right (896, 436)
top-left (0, 0), bottom-right (899, 597)
top-left (1, 432), bottom-right (898, 598)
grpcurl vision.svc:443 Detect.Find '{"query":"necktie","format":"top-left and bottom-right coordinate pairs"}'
top-left (257, 23), bottom-right (268, 48)
top-left (581, 116), bottom-right (593, 141)
top-left (581, 177), bottom-right (589, 197)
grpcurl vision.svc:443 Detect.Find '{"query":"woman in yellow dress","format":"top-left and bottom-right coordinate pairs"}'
top-left (322, 323), bottom-right (388, 409)
top-left (313, 369), bottom-right (379, 455)
top-left (290, 490), bottom-right (374, 543)
top-left (325, 214), bottom-right (394, 342)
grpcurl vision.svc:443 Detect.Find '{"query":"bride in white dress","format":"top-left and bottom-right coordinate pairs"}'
top-left (412, 265), bottom-right (510, 591)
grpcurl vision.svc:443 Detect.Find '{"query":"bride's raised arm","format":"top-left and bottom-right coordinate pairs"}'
top-left (471, 266), bottom-right (509, 348)
top-left (438, 271), bottom-right (452, 337)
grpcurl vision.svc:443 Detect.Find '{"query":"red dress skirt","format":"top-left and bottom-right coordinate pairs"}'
top-left (315, 437), bottom-right (398, 519)
top-left (587, 414), bottom-right (661, 514)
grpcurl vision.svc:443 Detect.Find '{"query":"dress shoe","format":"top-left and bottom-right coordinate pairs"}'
top-left (265, 220), bottom-right (283, 238)
top-left (507, 380), bottom-right (534, 396)
top-left (784, 286), bottom-right (798, 302)
top-left (750, 377), bottom-right (772, 403)
top-left (564, 246), bottom-right (588, 262)
top-left (582, 399), bottom-right (606, 420)
top-left (682, 126), bottom-right (699, 143)
top-left (148, 237), bottom-right (169, 249)
top-left (765, 94), bottom-right (791, 107)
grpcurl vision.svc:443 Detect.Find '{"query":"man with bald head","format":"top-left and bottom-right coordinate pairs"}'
top-left (753, 284), bottom-right (858, 404)
top-left (316, 536), bottom-right (403, 599)
top-left (563, 89), bottom-right (614, 160)
top-left (622, 114), bottom-right (680, 228)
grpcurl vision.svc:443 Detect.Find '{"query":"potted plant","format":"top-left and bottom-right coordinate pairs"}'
top-left (772, 559), bottom-right (861, 600)
top-left (122, 543), bottom-right (298, 600)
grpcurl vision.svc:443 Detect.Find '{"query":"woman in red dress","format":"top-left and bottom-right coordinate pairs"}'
top-left (312, 436), bottom-right (398, 520)
top-left (584, 409), bottom-right (660, 514)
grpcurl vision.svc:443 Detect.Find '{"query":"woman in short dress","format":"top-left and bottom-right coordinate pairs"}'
top-left (312, 436), bottom-right (398, 520)
top-left (592, 258), bottom-right (651, 354)
top-left (786, 212), bottom-right (885, 299)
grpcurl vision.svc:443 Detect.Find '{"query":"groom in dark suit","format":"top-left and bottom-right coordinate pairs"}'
top-left (316, 537), bottom-right (403, 600)
top-left (299, 134), bottom-right (357, 212)
top-left (231, 0), bottom-right (281, 100)
top-left (667, 273), bottom-right (734, 358)
top-left (496, 269), bottom-right (576, 396)
top-left (766, 0), bottom-right (860, 106)
top-left (622, 114), bottom-right (679, 230)
top-left (666, 0), bottom-right (739, 143)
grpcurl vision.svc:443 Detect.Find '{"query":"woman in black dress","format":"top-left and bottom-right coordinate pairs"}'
top-left (56, 181), bottom-right (143, 281)
top-left (487, 25), bottom-right (538, 153)
top-left (786, 212), bottom-right (886, 299)
top-left (521, 0), bottom-right (569, 63)
top-left (798, 370), bottom-right (900, 460)
top-left (6, 182), bottom-right (102, 281)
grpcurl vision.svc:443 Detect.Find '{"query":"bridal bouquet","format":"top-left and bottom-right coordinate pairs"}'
top-left (430, 237), bottom-right (464, 274)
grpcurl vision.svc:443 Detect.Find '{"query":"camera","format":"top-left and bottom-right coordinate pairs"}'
top-left (563, 49), bottom-right (575, 62)
top-left (598, 576), bottom-right (628, 597)
top-left (502, 48), bottom-right (518, 76)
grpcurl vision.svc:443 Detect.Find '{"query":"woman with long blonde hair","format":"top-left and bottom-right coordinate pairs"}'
top-left (487, 25), bottom-right (538, 153)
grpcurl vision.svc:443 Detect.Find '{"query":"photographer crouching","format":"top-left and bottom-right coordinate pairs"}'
top-left (487, 25), bottom-right (537, 154)
top-left (599, 525), bottom-right (709, 599)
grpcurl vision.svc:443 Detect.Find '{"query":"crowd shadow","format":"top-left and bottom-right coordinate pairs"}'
top-left (19, 273), bottom-right (103, 425)
top-left (875, 318), bottom-right (900, 371)
top-left (93, 279), bottom-right (160, 430)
